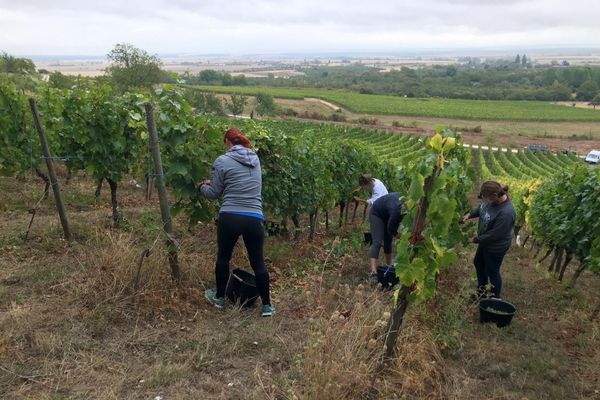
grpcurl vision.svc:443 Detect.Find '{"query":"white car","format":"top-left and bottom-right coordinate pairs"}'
top-left (584, 150), bottom-right (600, 164)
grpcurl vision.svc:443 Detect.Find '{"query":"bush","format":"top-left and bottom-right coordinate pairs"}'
top-left (329, 113), bottom-right (346, 122)
top-left (392, 121), bottom-right (418, 129)
top-left (283, 108), bottom-right (298, 117)
top-left (356, 117), bottom-right (378, 125)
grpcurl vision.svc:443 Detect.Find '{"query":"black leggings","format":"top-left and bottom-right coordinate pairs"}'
top-left (215, 213), bottom-right (270, 305)
top-left (369, 212), bottom-right (393, 259)
top-left (474, 246), bottom-right (507, 298)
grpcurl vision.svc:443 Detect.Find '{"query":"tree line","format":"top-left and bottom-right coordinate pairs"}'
top-left (3, 46), bottom-right (600, 105)
top-left (242, 63), bottom-right (600, 102)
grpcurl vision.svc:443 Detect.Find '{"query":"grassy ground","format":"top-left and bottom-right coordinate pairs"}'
top-left (1, 174), bottom-right (599, 399)
top-left (216, 94), bottom-right (600, 153)
top-left (275, 97), bottom-right (600, 141)
top-left (190, 85), bottom-right (600, 122)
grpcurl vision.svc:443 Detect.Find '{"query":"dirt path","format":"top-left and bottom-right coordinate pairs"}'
top-left (304, 97), bottom-right (342, 111)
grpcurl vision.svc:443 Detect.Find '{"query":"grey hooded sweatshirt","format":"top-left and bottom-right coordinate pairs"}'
top-left (199, 145), bottom-right (263, 215)
top-left (469, 197), bottom-right (515, 253)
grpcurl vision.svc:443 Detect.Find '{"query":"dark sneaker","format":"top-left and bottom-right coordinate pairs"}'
top-left (470, 289), bottom-right (488, 302)
top-left (369, 272), bottom-right (379, 286)
top-left (261, 304), bottom-right (275, 317)
top-left (205, 289), bottom-right (225, 309)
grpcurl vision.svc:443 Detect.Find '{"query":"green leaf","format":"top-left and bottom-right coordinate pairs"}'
top-left (169, 162), bottom-right (189, 176)
top-left (429, 133), bottom-right (443, 152)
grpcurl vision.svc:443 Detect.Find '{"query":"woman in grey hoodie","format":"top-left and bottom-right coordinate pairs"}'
top-left (199, 128), bottom-right (273, 317)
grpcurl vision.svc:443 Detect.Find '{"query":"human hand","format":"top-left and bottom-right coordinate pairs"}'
top-left (199, 179), bottom-right (211, 186)
top-left (467, 237), bottom-right (476, 244)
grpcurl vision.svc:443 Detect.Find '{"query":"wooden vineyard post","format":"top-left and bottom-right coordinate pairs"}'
top-left (29, 98), bottom-right (72, 241)
top-left (351, 199), bottom-right (359, 223)
top-left (144, 103), bottom-right (181, 282)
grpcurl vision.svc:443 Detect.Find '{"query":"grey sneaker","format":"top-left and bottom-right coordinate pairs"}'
top-left (369, 272), bottom-right (379, 285)
top-left (261, 304), bottom-right (275, 317)
top-left (205, 289), bottom-right (225, 309)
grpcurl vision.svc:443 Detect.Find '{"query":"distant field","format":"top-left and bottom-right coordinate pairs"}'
top-left (190, 85), bottom-right (600, 122)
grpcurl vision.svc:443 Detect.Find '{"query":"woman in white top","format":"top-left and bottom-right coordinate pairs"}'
top-left (355, 174), bottom-right (391, 284)
top-left (355, 174), bottom-right (388, 206)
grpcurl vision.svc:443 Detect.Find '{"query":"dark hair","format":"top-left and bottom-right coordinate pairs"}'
top-left (224, 128), bottom-right (251, 148)
top-left (359, 174), bottom-right (373, 186)
top-left (479, 180), bottom-right (509, 198)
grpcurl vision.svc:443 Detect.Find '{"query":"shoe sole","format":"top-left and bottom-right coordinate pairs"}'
top-left (262, 307), bottom-right (275, 317)
top-left (204, 293), bottom-right (224, 309)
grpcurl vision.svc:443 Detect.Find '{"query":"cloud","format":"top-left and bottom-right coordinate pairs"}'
top-left (0, 0), bottom-right (599, 55)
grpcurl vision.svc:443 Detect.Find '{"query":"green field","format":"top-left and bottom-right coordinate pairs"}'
top-left (190, 85), bottom-right (600, 122)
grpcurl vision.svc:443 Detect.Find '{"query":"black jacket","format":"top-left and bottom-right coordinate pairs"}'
top-left (371, 192), bottom-right (405, 236)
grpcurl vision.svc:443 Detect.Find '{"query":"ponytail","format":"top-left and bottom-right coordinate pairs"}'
top-left (224, 128), bottom-right (251, 149)
top-left (479, 180), bottom-right (508, 198)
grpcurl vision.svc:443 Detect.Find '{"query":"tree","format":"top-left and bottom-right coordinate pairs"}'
top-left (589, 94), bottom-right (600, 110)
top-left (184, 90), bottom-right (223, 115)
top-left (515, 54), bottom-right (521, 65)
top-left (199, 69), bottom-right (221, 83)
top-left (576, 80), bottom-right (599, 101)
top-left (548, 80), bottom-right (572, 101)
top-left (227, 94), bottom-right (248, 116)
top-left (48, 71), bottom-right (77, 89)
top-left (105, 43), bottom-right (163, 91)
top-left (232, 74), bottom-right (247, 86)
top-left (221, 73), bottom-right (233, 86)
top-left (522, 54), bottom-right (528, 66)
top-left (0, 52), bottom-right (36, 74)
top-left (255, 92), bottom-right (277, 116)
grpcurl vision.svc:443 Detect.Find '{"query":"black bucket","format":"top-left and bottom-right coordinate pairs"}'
top-left (225, 269), bottom-right (259, 308)
top-left (479, 298), bottom-right (517, 327)
top-left (377, 265), bottom-right (399, 290)
top-left (364, 232), bottom-right (372, 245)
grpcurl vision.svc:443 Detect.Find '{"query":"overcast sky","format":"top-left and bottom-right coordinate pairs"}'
top-left (1, 0), bottom-right (599, 56)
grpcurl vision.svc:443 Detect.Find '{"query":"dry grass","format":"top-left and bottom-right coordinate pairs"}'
top-left (1, 175), bottom-right (599, 399)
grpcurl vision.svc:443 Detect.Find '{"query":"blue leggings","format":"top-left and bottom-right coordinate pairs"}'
top-left (474, 246), bottom-right (507, 298)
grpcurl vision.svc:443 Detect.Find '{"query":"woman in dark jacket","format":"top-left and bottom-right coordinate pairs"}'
top-left (199, 128), bottom-right (274, 317)
top-left (463, 180), bottom-right (516, 299)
